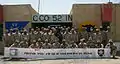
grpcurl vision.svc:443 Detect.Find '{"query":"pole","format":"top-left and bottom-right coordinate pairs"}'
top-left (38, 0), bottom-right (40, 13)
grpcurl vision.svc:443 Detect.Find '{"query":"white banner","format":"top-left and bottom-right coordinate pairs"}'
top-left (32, 14), bottom-right (72, 22)
top-left (4, 47), bottom-right (111, 59)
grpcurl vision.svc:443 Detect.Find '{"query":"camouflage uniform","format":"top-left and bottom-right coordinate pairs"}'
top-left (52, 41), bottom-right (60, 48)
top-left (29, 31), bottom-right (37, 44)
top-left (10, 40), bottom-right (19, 47)
top-left (92, 31), bottom-right (102, 43)
top-left (50, 33), bottom-right (59, 43)
top-left (18, 41), bottom-right (28, 48)
top-left (60, 39), bottom-right (69, 48)
top-left (29, 40), bottom-right (37, 48)
top-left (63, 32), bottom-right (71, 43)
top-left (42, 32), bottom-right (50, 42)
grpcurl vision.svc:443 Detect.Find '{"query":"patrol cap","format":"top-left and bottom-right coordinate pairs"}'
top-left (97, 40), bottom-right (100, 42)
top-left (83, 43), bottom-right (87, 45)
top-left (100, 26), bottom-right (103, 28)
top-left (71, 28), bottom-right (74, 31)
top-left (38, 38), bottom-right (41, 41)
top-left (24, 37), bottom-right (27, 40)
top-left (80, 39), bottom-right (84, 42)
top-left (109, 39), bottom-right (113, 42)
top-left (31, 28), bottom-right (34, 31)
top-left (36, 27), bottom-right (38, 29)
top-left (33, 40), bottom-right (36, 42)
top-left (15, 40), bottom-right (19, 43)
top-left (45, 39), bottom-right (48, 42)
top-left (24, 29), bottom-right (27, 32)
top-left (62, 39), bottom-right (66, 41)
top-left (20, 41), bottom-right (24, 43)
top-left (96, 29), bottom-right (99, 31)
top-left (88, 37), bottom-right (92, 40)
top-left (107, 26), bottom-right (110, 28)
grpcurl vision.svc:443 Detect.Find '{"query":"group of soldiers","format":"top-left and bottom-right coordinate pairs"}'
top-left (3, 26), bottom-right (114, 49)
top-left (3, 25), bottom-right (117, 58)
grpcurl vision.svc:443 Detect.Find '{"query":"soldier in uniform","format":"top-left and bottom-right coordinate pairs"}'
top-left (92, 29), bottom-right (102, 43)
top-left (29, 40), bottom-right (37, 48)
top-left (7, 29), bottom-right (15, 47)
top-left (42, 28), bottom-right (50, 41)
top-left (106, 39), bottom-right (117, 58)
top-left (37, 38), bottom-right (43, 48)
top-left (63, 30), bottom-right (71, 43)
top-left (29, 28), bottom-right (37, 44)
top-left (95, 40), bottom-right (104, 48)
top-left (52, 40), bottom-right (60, 48)
top-left (69, 28), bottom-right (79, 44)
top-left (60, 39), bottom-right (69, 48)
top-left (42, 39), bottom-right (52, 49)
top-left (21, 29), bottom-right (29, 42)
top-left (10, 40), bottom-right (19, 47)
top-left (78, 38), bottom-right (87, 48)
top-left (50, 33), bottom-right (59, 44)
top-left (87, 37), bottom-right (93, 48)
top-left (71, 41), bottom-right (78, 48)
top-left (3, 30), bottom-right (11, 47)
top-left (12, 28), bottom-right (21, 42)
top-left (109, 40), bottom-right (117, 58)
top-left (81, 27), bottom-right (89, 41)
top-left (18, 38), bottom-right (29, 48)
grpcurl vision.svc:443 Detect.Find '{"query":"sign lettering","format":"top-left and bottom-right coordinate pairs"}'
top-left (32, 14), bottom-right (72, 22)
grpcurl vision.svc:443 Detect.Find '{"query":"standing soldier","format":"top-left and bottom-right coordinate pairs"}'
top-left (87, 37), bottom-right (94, 48)
top-left (29, 28), bottom-right (37, 44)
top-left (3, 30), bottom-right (11, 47)
top-left (50, 33), bottom-right (59, 44)
top-left (7, 29), bottom-right (15, 47)
top-left (109, 39), bottom-right (117, 58)
top-left (92, 29), bottom-right (102, 43)
top-left (42, 28), bottom-right (50, 41)
top-left (63, 30), bottom-right (71, 44)
top-left (81, 27), bottom-right (89, 41)
top-left (21, 29), bottom-right (29, 42)
top-left (13, 28), bottom-right (21, 42)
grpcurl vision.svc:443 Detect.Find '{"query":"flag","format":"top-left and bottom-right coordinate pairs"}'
top-left (101, 3), bottom-right (112, 22)
top-left (5, 21), bottom-right (29, 31)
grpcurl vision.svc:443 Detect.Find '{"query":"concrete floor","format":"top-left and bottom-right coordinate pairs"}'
top-left (0, 59), bottom-right (119, 64)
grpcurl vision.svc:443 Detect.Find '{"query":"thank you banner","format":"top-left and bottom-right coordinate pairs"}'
top-left (4, 47), bottom-right (110, 59)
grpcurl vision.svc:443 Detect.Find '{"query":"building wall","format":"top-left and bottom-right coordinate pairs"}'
top-left (114, 4), bottom-right (120, 41)
top-left (71, 4), bottom-right (120, 41)
top-left (72, 4), bottom-right (102, 30)
top-left (3, 4), bottom-right (37, 32)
